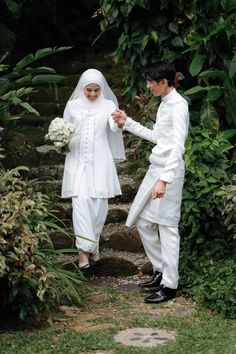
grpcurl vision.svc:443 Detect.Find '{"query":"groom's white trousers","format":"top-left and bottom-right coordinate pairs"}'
top-left (136, 217), bottom-right (180, 289)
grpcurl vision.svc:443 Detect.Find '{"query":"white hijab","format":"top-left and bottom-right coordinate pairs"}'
top-left (66, 68), bottom-right (125, 162)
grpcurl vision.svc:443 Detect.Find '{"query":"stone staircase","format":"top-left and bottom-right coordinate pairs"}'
top-left (24, 50), bottom-right (150, 277)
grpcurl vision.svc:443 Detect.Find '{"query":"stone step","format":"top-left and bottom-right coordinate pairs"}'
top-left (35, 145), bottom-right (65, 166)
top-left (100, 223), bottom-right (144, 253)
top-left (53, 202), bottom-right (131, 226)
top-left (30, 86), bottom-right (73, 104)
top-left (29, 156), bottom-right (136, 179)
top-left (84, 248), bottom-right (149, 277)
top-left (57, 251), bottom-right (147, 277)
top-left (33, 102), bottom-right (65, 116)
top-left (30, 163), bottom-right (65, 180)
top-left (49, 225), bottom-right (149, 277)
top-left (31, 170), bottom-right (138, 203)
top-left (49, 222), bottom-right (144, 253)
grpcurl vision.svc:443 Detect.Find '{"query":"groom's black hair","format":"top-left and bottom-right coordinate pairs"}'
top-left (144, 61), bottom-right (176, 87)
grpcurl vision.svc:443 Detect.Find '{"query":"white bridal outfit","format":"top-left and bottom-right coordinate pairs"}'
top-left (61, 69), bottom-right (125, 258)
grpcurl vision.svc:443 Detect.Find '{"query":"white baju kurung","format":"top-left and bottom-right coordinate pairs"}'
top-left (124, 89), bottom-right (189, 288)
top-left (61, 95), bottom-right (125, 255)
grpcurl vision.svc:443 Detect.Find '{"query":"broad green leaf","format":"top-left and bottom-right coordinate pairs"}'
top-left (19, 102), bottom-right (39, 116)
top-left (0, 64), bottom-right (9, 72)
top-left (200, 101), bottom-right (219, 132)
top-left (207, 87), bottom-right (224, 102)
top-left (32, 74), bottom-right (65, 84)
top-left (168, 23), bottom-right (179, 34)
top-left (229, 52), bottom-right (236, 79)
top-left (0, 52), bottom-right (9, 63)
top-left (34, 46), bottom-right (72, 60)
top-left (199, 70), bottom-right (226, 79)
top-left (19, 306), bottom-right (27, 320)
top-left (150, 31), bottom-right (158, 42)
top-left (171, 37), bottom-right (184, 47)
top-left (18, 67), bottom-right (56, 76)
top-left (14, 74), bottom-right (32, 84)
top-left (15, 47), bottom-right (71, 71)
top-left (135, 0), bottom-right (150, 9)
top-left (185, 85), bottom-right (208, 95)
top-left (190, 55), bottom-right (205, 76)
top-left (15, 53), bottom-right (35, 70)
top-left (141, 34), bottom-right (149, 50)
top-left (4, 0), bottom-right (19, 15)
top-left (221, 129), bottom-right (236, 139)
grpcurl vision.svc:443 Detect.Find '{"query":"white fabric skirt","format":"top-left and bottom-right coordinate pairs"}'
top-left (126, 164), bottom-right (184, 227)
top-left (72, 169), bottom-right (108, 254)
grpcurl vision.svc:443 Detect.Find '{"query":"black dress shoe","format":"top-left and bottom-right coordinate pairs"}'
top-left (144, 285), bottom-right (177, 304)
top-left (138, 271), bottom-right (162, 290)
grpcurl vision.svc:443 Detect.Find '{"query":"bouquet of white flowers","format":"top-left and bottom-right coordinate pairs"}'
top-left (45, 117), bottom-right (75, 154)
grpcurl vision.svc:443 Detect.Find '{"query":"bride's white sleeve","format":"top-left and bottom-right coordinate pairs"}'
top-left (63, 103), bottom-right (72, 122)
top-left (108, 103), bottom-right (123, 132)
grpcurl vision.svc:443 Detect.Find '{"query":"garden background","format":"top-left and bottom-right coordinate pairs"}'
top-left (0, 0), bottom-right (236, 352)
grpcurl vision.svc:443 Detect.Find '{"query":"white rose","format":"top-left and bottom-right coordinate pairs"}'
top-left (54, 141), bottom-right (65, 147)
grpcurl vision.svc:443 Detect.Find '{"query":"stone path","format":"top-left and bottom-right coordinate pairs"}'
top-left (53, 275), bottom-right (194, 350)
top-left (113, 328), bottom-right (176, 347)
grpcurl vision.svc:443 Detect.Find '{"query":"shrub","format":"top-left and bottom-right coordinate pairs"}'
top-left (180, 126), bottom-right (236, 244)
top-left (217, 175), bottom-right (236, 240)
top-left (179, 127), bottom-right (236, 318)
top-left (181, 255), bottom-right (236, 319)
top-left (0, 167), bottom-right (85, 322)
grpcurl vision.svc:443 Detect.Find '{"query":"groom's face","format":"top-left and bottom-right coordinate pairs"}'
top-left (146, 79), bottom-right (168, 97)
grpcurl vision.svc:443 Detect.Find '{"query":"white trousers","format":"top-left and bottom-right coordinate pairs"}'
top-left (72, 171), bottom-right (108, 255)
top-left (136, 217), bottom-right (180, 289)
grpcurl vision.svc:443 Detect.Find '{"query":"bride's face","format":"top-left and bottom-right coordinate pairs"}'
top-left (83, 83), bottom-right (101, 102)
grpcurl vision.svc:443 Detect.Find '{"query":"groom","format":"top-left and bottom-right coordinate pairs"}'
top-left (112, 61), bottom-right (189, 303)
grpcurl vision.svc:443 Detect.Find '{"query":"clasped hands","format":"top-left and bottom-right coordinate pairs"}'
top-left (111, 109), bottom-right (127, 128)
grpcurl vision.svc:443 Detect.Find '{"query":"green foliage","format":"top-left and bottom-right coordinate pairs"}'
top-left (217, 175), bottom-right (236, 240)
top-left (179, 126), bottom-right (236, 318)
top-left (181, 126), bottom-right (236, 243)
top-left (0, 167), bottom-right (85, 321)
top-left (0, 47), bottom-right (70, 126)
top-left (99, 0), bottom-right (236, 128)
top-left (181, 255), bottom-right (236, 319)
top-left (185, 53), bottom-right (236, 129)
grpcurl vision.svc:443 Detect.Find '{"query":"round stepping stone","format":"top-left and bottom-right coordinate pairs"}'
top-left (113, 327), bottom-right (176, 347)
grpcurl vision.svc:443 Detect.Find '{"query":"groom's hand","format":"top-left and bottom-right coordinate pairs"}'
top-left (151, 180), bottom-right (167, 199)
top-left (111, 109), bottom-right (127, 128)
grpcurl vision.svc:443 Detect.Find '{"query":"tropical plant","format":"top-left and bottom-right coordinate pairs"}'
top-left (0, 47), bottom-right (70, 127)
top-left (0, 167), bottom-right (85, 321)
top-left (181, 126), bottom-right (236, 244)
top-left (217, 175), bottom-right (236, 240)
top-left (178, 127), bottom-right (236, 319)
top-left (98, 0), bottom-right (236, 129)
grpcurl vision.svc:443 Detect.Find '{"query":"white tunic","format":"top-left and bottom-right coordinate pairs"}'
top-left (125, 89), bottom-right (189, 227)
top-left (61, 98), bottom-right (123, 198)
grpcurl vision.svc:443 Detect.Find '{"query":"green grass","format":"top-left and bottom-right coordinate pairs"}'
top-left (0, 284), bottom-right (235, 354)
